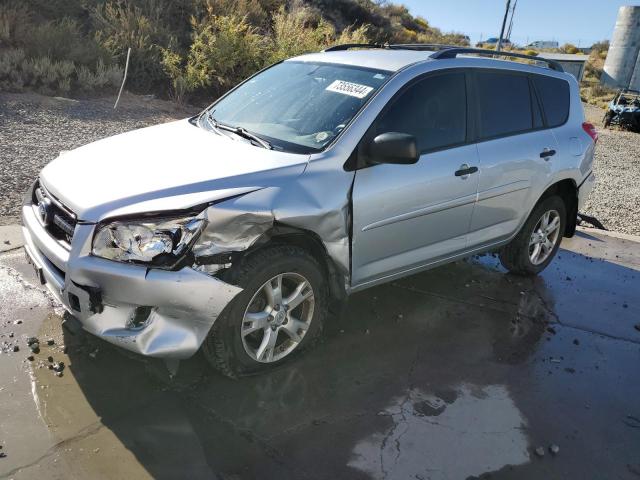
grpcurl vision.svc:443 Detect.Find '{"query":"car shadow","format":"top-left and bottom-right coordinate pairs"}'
top-left (35, 245), bottom-right (639, 479)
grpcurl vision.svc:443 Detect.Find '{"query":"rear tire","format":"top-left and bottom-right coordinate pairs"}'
top-left (202, 245), bottom-right (328, 378)
top-left (499, 195), bottom-right (566, 276)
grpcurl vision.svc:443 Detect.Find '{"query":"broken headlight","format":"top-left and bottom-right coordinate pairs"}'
top-left (92, 214), bottom-right (205, 265)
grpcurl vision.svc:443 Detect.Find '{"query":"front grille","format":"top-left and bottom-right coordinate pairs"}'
top-left (33, 182), bottom-right (77, 244)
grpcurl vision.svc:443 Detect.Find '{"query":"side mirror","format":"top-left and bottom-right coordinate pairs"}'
top-left (368, 132), bottom-right (419, 165)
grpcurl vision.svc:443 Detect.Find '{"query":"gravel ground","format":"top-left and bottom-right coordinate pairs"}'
top-left (0, 94), bottom-right (638, 235)
top-left (0, 92), bottom-right (197, 225)
top-left (583, 103), bottom-right (640, 235)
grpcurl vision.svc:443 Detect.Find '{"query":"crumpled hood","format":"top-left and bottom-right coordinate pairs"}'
top-left (40, 119), bottom-right (309, 222)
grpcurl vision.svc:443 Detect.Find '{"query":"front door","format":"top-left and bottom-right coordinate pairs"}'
top-left (351, 71), bottom-right (479, 287)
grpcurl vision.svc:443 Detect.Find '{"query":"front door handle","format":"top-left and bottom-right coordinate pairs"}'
top-left (540, 148), bottom-right (556, 159)
top-left (454, 164), bottom-right (479, 177)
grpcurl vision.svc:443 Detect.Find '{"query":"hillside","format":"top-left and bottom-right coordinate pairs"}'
top-left (0, 0), bottom-right (468, 102)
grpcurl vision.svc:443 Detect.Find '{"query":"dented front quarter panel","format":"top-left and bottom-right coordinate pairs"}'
top-left (195, 158), bottom-right (356, 280)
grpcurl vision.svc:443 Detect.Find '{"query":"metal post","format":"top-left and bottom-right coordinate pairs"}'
top-left (497, 0), bottom-right (511, 52)
top-left (506, 0), bottom-right (518, 44)
top-left (114, 47), bottom-right (131, 110)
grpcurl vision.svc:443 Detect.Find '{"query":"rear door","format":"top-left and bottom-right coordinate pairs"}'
top-left (351, 71), bottom-right (480, 287)
top-left (466, 69), bottom-right (558, 248)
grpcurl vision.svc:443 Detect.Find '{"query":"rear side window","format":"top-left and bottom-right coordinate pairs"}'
top-left (375, 72), bottom-right (467, 152)
top-left (476, 71), bottom-right (532, 139)
top-left (532, 75), bottom-right (570, 127)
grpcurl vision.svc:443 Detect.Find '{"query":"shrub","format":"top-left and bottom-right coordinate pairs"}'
top-left (1, 2), bottom-right (109, 68)
top-left (523, 49), bottom-right (538, 57)
top-left (93, 1), bottom-right (171, 93)
top-left (21, 56), bottom-right (75, 95)
top-left (591, 40), bottom-right (609, 53)
top-left (26, 18), bottom-right (109, 66)
top-left (562, 43), bottom-right (579, 54)
top-left (584, 61), bottom-right (602, 81)
top-left (160, 47), bottom-right (190, 103)
top-left (76, 59), bottom-right (123, 92)
top-left (268, 6), bottom-right (368, 64)
top-left (0, 48), bottom-right (27, 91)
top-left (184, 13), bottom-right (266, 96)
top-left (0, 47), bottom-right (122, 95)
top-left (0, 2), bottom-right (32, 46)
top-left (336, 24), bottom-right (368, 45)
top-left (268, 7), bottom-right (333, 63)
top-left (590, 83), bottom-right (612, 98)
top-left (202, 0), bottom-right (274, 30)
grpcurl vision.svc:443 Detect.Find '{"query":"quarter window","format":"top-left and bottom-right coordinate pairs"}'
top-left (476, 71), bottom-right (533, 139)
top-left (532, 75), bottom-right (570, 127)
top-left (374, 73), bottom-right (467, 152)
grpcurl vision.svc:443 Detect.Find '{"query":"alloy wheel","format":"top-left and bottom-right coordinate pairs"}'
top-left (241, 272), bottom-right (315, 363)
top-left (528, 209), bottom-right (561, 265)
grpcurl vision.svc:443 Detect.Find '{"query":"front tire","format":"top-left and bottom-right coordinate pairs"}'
top-left (499, 195), bottom-right (566, 276)
top-left (202, 245), bottom-right (328, 378)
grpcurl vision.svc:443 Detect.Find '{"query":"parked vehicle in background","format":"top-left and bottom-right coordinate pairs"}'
top-left (603, 89), bottom-right (640, 132)
top-left (527, 40), bottom-right (559, 49)
top-left (22, 44), bottom-right (597, 377)
top-left (476, 37), bottom-right (511, 48)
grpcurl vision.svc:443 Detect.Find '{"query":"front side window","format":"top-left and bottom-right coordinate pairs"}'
top-left (201, 61), bottom-right (390, 153)
top-left (476, 71), bottom-right (533, 139)
top-left (373, 72), bottom-right (467, 153)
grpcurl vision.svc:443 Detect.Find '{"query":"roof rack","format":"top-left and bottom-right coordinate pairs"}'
top-left (323, 43), bottom-right (458, 52)
top-left (322, 43), bottom-right (564, 72)
top-left (430, 47), bottom-right (564, 72)
top-left (323, 43), bottom-right (386, 52)
top-left (388, 43), bottom-right (459, 51)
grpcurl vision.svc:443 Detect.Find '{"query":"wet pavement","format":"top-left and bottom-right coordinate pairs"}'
top-left (0, 228), bottom-right (639, 479)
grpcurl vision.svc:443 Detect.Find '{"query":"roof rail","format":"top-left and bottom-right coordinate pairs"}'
top-left (388, 43), bottom-right (459, 51)
top-left (324, 43), bottom-right (459, 52)
top-left (322, 44), bottom-right (564, 72)
top-left (323, 43), bottom-right (386, 52)
top-left (430, 47), bottom-right (564, 72)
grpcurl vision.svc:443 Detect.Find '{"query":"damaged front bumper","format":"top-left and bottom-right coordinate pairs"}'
top-left (22, 202), bottom-right (242, 359)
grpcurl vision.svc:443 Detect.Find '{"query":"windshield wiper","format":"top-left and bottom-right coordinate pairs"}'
top-left (206, 113), bottom-right (272, 150)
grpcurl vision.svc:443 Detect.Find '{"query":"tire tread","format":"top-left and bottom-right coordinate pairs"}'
top-left (202, 245), bottom-right (327, 378)
top-left (499, 195), bottom-right (566, 276)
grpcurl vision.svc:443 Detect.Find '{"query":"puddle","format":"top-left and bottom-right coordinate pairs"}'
top-left (349, 384), bottom-right (530, 480)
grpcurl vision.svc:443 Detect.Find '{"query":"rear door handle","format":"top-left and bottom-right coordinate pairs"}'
top-left (540, 148), bottom-right (556, 159)
top-left (454, 165), bottom-right (478, 177)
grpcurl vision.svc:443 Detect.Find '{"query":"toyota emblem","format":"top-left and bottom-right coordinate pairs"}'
top-left (38, 198), bottom-right (52, 226)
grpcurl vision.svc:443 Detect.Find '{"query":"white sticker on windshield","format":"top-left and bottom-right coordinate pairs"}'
top-left (326, 80), bottom-right (373, 99)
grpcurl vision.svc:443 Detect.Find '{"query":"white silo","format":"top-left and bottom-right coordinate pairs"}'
top-left (630, 47), bottom-right (640, 89)
top-left (602, 5), bottom-right (640, 90)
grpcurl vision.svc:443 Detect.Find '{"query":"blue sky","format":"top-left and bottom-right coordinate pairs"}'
top-left (402, 0), bottom-right (640, 47)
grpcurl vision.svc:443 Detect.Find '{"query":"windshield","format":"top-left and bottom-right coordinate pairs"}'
top-left (200, 61), bottom-right (391, 153)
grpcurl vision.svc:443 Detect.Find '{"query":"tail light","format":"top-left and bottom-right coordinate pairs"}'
top-left (582, 122), bottom-right (598, 143)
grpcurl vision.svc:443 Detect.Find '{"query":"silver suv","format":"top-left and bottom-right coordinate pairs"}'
top-left (22, 45), bottom-right (597, 376)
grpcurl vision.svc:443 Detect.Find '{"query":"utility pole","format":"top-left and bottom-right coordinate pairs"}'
top-left (496, 0), bottom-right (511, 52)
top-left (506, 0), bottom-right (518, 44)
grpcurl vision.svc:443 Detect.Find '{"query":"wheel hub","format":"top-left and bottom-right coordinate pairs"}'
top-left (273, 310), bottom-right (286, 325)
